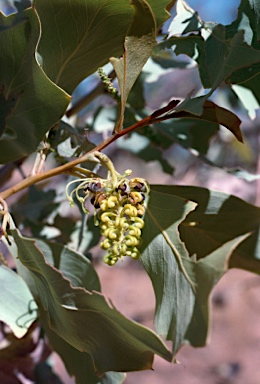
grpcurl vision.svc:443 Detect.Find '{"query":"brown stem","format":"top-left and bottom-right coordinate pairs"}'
top-left (0, 100), bottom-right (179, 200)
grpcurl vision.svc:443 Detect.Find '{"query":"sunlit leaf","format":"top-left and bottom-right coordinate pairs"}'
top-left (9, 229), bottom-right (172, 376)
top-left (227, 168), bottom-right (260, 181)
top-left (226, 0), bottom-right (260, 47)
top-left (0, 8), bottom-right (70, 164)
top-left (157, 21), bottom-right (260, 116)
top-left (0, 265), bottom-right (36, 338)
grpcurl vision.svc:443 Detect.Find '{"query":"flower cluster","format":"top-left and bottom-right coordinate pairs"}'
top-left (66, 152), bottom-right (149, 266)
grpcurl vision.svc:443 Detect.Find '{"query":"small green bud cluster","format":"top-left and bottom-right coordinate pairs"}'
top-left (98, 68), bottom-right (118, 98)
top-left (66, 154), bottom-right (149, 266)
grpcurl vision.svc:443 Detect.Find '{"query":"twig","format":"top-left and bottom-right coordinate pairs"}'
top-left (0, 99), bottom-right (181, 200)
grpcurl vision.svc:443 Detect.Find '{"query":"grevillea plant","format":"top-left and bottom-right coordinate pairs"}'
top-left (66, 151), bottom-right (150, 265)
top-left (0, 0), bottom-right (259, 383)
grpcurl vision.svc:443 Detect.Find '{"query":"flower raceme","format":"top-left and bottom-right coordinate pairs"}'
top-left (66, 152), bottom-right (149, 265)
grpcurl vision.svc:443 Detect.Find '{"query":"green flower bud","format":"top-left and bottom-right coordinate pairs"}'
top-left (131, 247), bottom-right (141, 259)
top-left (107, 195), bottom-right (118, 208)
top-left (132, 217), bottom-right (145, 229)
top-left (104, 254), bottom-right (118, 266)
top-left (128, 226), bottom-right (141, 238)
top-left (125, 235), bottom-right (139, 247)
top-left (101, 238), bottom-right (112, 250)
top-left (123, 204), bottom-right (138, 217)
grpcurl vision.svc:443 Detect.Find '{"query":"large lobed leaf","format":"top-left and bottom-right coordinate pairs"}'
top-left (35, 0), bottom-right (173, 94)
top-left (34, 0), bottom-right (134, 94)
top-left (9, 229), bottom-right (172, 377)
top-left (34, 0), bottom-right (173, 100)
top-left (152, 185), bottom-right (260, 273)
top-left (140, 190), bottom-right (196, 353)
top-left (141, 186), bottom-right (255, 353)
top-left (7, 230), bottom-right (123, 383)
top-left (0, 8), bottom-right (70, 164)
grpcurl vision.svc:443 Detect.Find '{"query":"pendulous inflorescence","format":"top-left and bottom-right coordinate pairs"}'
top-left (66, 152), bottom-right (149, 266)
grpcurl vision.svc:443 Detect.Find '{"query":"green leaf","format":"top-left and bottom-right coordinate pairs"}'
top-left (127, 72), bottom-right (147, 110)
top-left (9, 229), bottom-right (172, 376)
top-left (0, 8), bottom-right (70, 164)
top-left (32, 239), bottom-right (101, 292)
top-left (169, 100), bottom-right (242, 143)
top-left (35, 0), bottom-right (172, 94)
top-left (14, 186), bottom-right (57, 224)
top-left (167, 0), bottom-right (203, 36)
top-left (148, 0), bottom-right (175, 28)
top-left (34, 0), bottom-right (134, 94)
top-left (140, 189), bottom-right (197, 352)
top-left (157, 23), bottom-right (260, 116)
top-left (0, 0), bottom-right (31, 32)
top-left (0, 89), bottom-right (19, 139)
top-left (226, 0), bottom-right (260, 48)
top-left (155, 34), bottom-right (210, 87)
top-left (110, 0), bottom-right (156, 132)
top-left (39, 306), bottom-right (126, 384)
top-left (182, 235), bottom-right (249, 347)
top-left (154, 119), bottom-right (218, 154)
top-left (232, 84), bottom-right (259, 119)
top-left (7, 231), bottom-right (104, 383)
top-left (138, 98), bottom-right (241, 160)
top-left (151, 185), bottom-right (260, 273)
top-left (141, 187), bottom-right (250, 353)
top-left (0, 265), bottom-right (36, 338)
